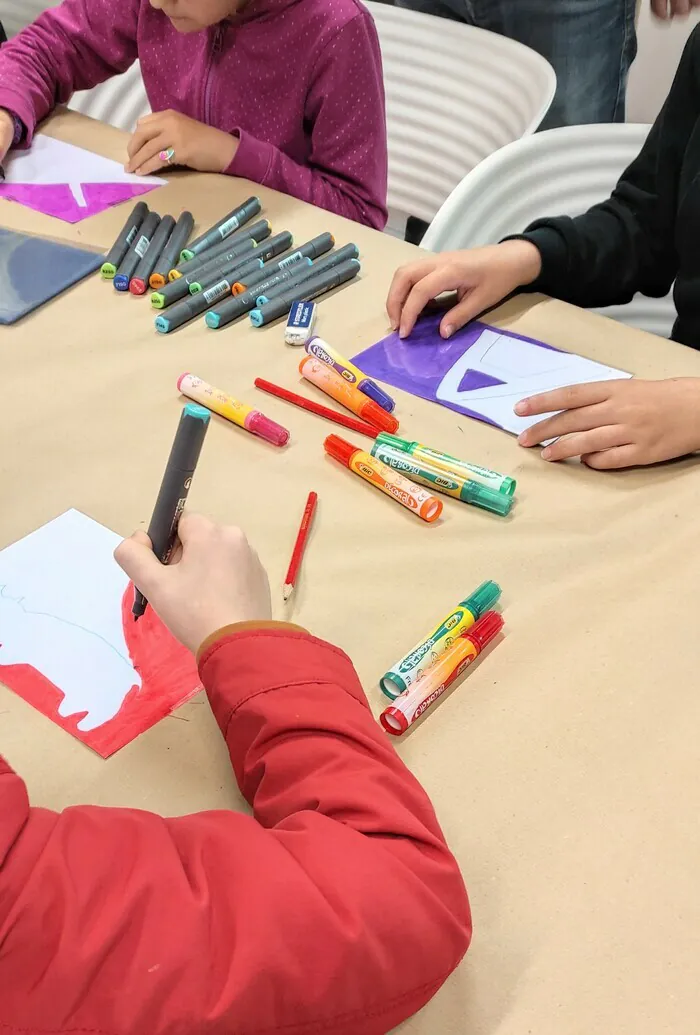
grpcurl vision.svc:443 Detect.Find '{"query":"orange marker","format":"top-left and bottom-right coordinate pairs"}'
top-left (300, 357), bottom-right (398, 434)
top-left (324, 435), bottom-right (442, 523)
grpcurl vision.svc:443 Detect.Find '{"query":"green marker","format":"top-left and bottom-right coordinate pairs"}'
top-left (374, 433), bottom-right (516, 497)
top-left (380, 581), bottom-right (501, 699)
top-left (101, 201), bottom-right (148, 279)
top-left (371, 442), bottom-right (512, 516)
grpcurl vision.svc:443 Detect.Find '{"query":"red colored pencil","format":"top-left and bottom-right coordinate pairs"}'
top-left (283, 491), bottom-right (318, 602)
top-left (254, 378), bottom-right (379, 438)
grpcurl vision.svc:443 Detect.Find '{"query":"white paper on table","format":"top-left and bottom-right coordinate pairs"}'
top-left (0, 509), bottom-right (140, 731)
top-left (2, 136), bottom-right (165, 207)
top-left (436, 328), bottom-right (631, 439)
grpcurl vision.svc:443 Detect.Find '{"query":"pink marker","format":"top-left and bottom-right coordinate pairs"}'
top-left (177, 373), bottom-right (289, 447)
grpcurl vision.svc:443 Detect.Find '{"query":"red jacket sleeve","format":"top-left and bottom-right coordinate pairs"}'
top-left (0, 0), bottom-right (140, 144)
top-left (0, 628), bottom-right (471, 1035)
top-left (228, 12), bottom-right (389, 229)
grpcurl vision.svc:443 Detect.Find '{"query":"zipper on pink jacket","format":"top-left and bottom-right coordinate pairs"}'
top-left (204, 25), bottom-right (225, 127)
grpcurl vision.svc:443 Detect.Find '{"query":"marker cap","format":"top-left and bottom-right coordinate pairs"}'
top-left (358, 380), bottom-right (395, 412)
top-left (324, 434), bottom-right (357, 468)
top-left (361, 399), bottom-right (399, 434)
top-left (247, 411), bottom-right (290, 447)
top-left (461, 610), bottom-right (504, 652)
top-left (463, 481), bottom-right (513, 516)
top-left (462, 580), bottom-right (501, 619)
top-left (130, 278), bottom-right (148, 296)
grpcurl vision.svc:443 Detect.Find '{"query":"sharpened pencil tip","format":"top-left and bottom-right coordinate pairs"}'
top-left (282, 584), bottom-right (293, 602)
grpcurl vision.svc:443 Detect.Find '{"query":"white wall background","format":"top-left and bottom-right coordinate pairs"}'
top-left (0, 0), bottom-right (697, 125)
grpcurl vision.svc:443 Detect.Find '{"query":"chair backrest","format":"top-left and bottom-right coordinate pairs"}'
top-left (364, 1), bottom-right (555, 230)
top-left (423, 123), bottom-right (676, 339)
top-left (69, 62), bottom-right (150, 133)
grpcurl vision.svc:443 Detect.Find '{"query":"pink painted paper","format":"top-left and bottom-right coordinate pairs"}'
top-left (0, 181), bottom-right (158, 224)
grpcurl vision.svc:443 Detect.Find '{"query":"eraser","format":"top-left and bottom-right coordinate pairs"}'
top-left (284, 300), bottom-right (317, 346)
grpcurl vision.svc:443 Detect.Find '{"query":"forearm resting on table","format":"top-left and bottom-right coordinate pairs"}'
top-left (0, 625), bottom-right (470, 1035)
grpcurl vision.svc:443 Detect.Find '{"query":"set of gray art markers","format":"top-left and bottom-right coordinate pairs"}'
top-left (99, 193), bottom-right (361, 336)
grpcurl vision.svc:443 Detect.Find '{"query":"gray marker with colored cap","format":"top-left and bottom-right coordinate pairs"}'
top-left (180, 196), bottom-right (262, 261)
top-left (255, 244), bottom-right (360, 306)
top-left (155, 276), bottom-right (236, 333)
top-left (132, 403), bottom-right (211, 620)
top-left (250, 258), bottom-right (361, 326)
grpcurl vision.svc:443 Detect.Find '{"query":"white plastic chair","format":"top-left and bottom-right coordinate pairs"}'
top-left (364, 1), bottom-right (556, 235)
top-left (423, 123), bottom-right (676, 339)
top-left (69, 62), bottom-right (150, 133)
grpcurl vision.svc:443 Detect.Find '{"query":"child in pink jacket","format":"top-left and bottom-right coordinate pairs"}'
top-left (0, 0), bottom-right (388, 228)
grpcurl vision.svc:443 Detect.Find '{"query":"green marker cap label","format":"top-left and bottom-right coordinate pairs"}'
top-left (462, 580), bottom-right (501, 618)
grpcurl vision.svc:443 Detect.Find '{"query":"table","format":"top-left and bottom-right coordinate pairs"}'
top-left (3, 112), bottom-right (700, 1035)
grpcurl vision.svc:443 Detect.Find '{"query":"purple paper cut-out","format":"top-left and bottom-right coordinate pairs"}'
top-left (0, 181), bottom-right (157, 224)
top-left (352, 316), bottom-right (561, 431)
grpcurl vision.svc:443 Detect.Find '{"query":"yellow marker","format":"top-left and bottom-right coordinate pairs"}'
top-left (177, 373), bottom-right (289, 447)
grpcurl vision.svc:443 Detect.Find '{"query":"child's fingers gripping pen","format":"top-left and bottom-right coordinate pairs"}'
top-left (380, 611), bottom-right (504, 735)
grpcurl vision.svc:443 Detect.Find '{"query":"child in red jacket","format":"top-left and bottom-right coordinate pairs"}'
top-left (0, 0), bottom-right (388, 228)
top-left (0, 512), bottom-right (470, 1035)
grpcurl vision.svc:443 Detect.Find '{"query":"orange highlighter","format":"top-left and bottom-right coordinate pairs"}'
top-left (324, 435), bottom-right (442, 523)
top-left (380, 611), bottom-right (504, 735)
top-left (300, 356), bottom-right (398, 434)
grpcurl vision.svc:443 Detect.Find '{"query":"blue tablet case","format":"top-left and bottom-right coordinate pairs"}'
top-left (0, 227), bottom-right (102, 324)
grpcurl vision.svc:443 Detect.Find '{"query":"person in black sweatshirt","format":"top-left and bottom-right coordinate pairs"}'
top-left (387, 26), bottom-right (700, 472)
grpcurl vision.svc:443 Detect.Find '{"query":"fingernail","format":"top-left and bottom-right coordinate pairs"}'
top-left (442, 324), bottom-right (454, 339)
top-left (514, 401), bottom-right (528, 415)
top-left (399, 327), bottom-right (407, 339)
top-left (517, 432), bottom-right (528, 445)
top-left (541, 448), bottom-right (552, 460)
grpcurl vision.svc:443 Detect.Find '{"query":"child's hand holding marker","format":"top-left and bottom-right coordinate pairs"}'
top-left (126, 111), bottom-right (238, 177)
top-left (515, 377), bottom-right (700, 469)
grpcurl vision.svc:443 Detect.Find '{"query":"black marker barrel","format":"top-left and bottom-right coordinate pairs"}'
top-left (133, 403), bottom-right (211, 620)
top-left (155, 276), bottom-right (235, 333)
top-left (181, 196), bottom-right (262, 260)
top-left (251, 230), bottom-right (294, 266)
top-left (250, 259), bottom-right (360, 327)
top-left (256, 244), bottom-right (361, 305)
top-left (150, 211), bottom-right (194, 288)
top-left (113, 211), bottom-right (161, 291)
top-left (101, 201), bottom-right (149, 280)
top-left (130, 215), bottom-right (176, 295)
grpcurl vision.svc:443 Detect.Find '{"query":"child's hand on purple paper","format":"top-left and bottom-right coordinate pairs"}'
top-left (515, 377), bottom-right (700, 469)
top-left (114, 512), bottom-right (272, 654)
top-left (0, 109), bottom-right (14, 165)
top-left (386, 241), bottom-right (543, 340)
top-left (125, 111), bottom-right (238, 177)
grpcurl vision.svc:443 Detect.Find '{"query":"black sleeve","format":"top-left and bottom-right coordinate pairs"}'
top-left (509, 26), bottom-right (700, 309)
top-left (0, 21), bottom-right (7, 46)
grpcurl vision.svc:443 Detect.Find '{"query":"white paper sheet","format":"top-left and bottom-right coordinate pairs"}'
top-left (2, 136), bottom-right (164, 204)
top-left (0, 509), bottom-right (141, 731)
top-left (436, 328), bottom-right (631, 438)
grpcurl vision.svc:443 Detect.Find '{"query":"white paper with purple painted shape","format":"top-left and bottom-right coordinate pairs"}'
top-left (0, 136), bottom-right (164, 224)
top-left (353, 317), bottom-right (631, 441)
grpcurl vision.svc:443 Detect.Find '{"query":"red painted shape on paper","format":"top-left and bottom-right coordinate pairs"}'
top-left (0, 584), bottom-right (200, 757)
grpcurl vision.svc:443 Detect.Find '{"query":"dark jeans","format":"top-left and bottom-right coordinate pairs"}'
top-left (398, 0), bottom-right (638, 243)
